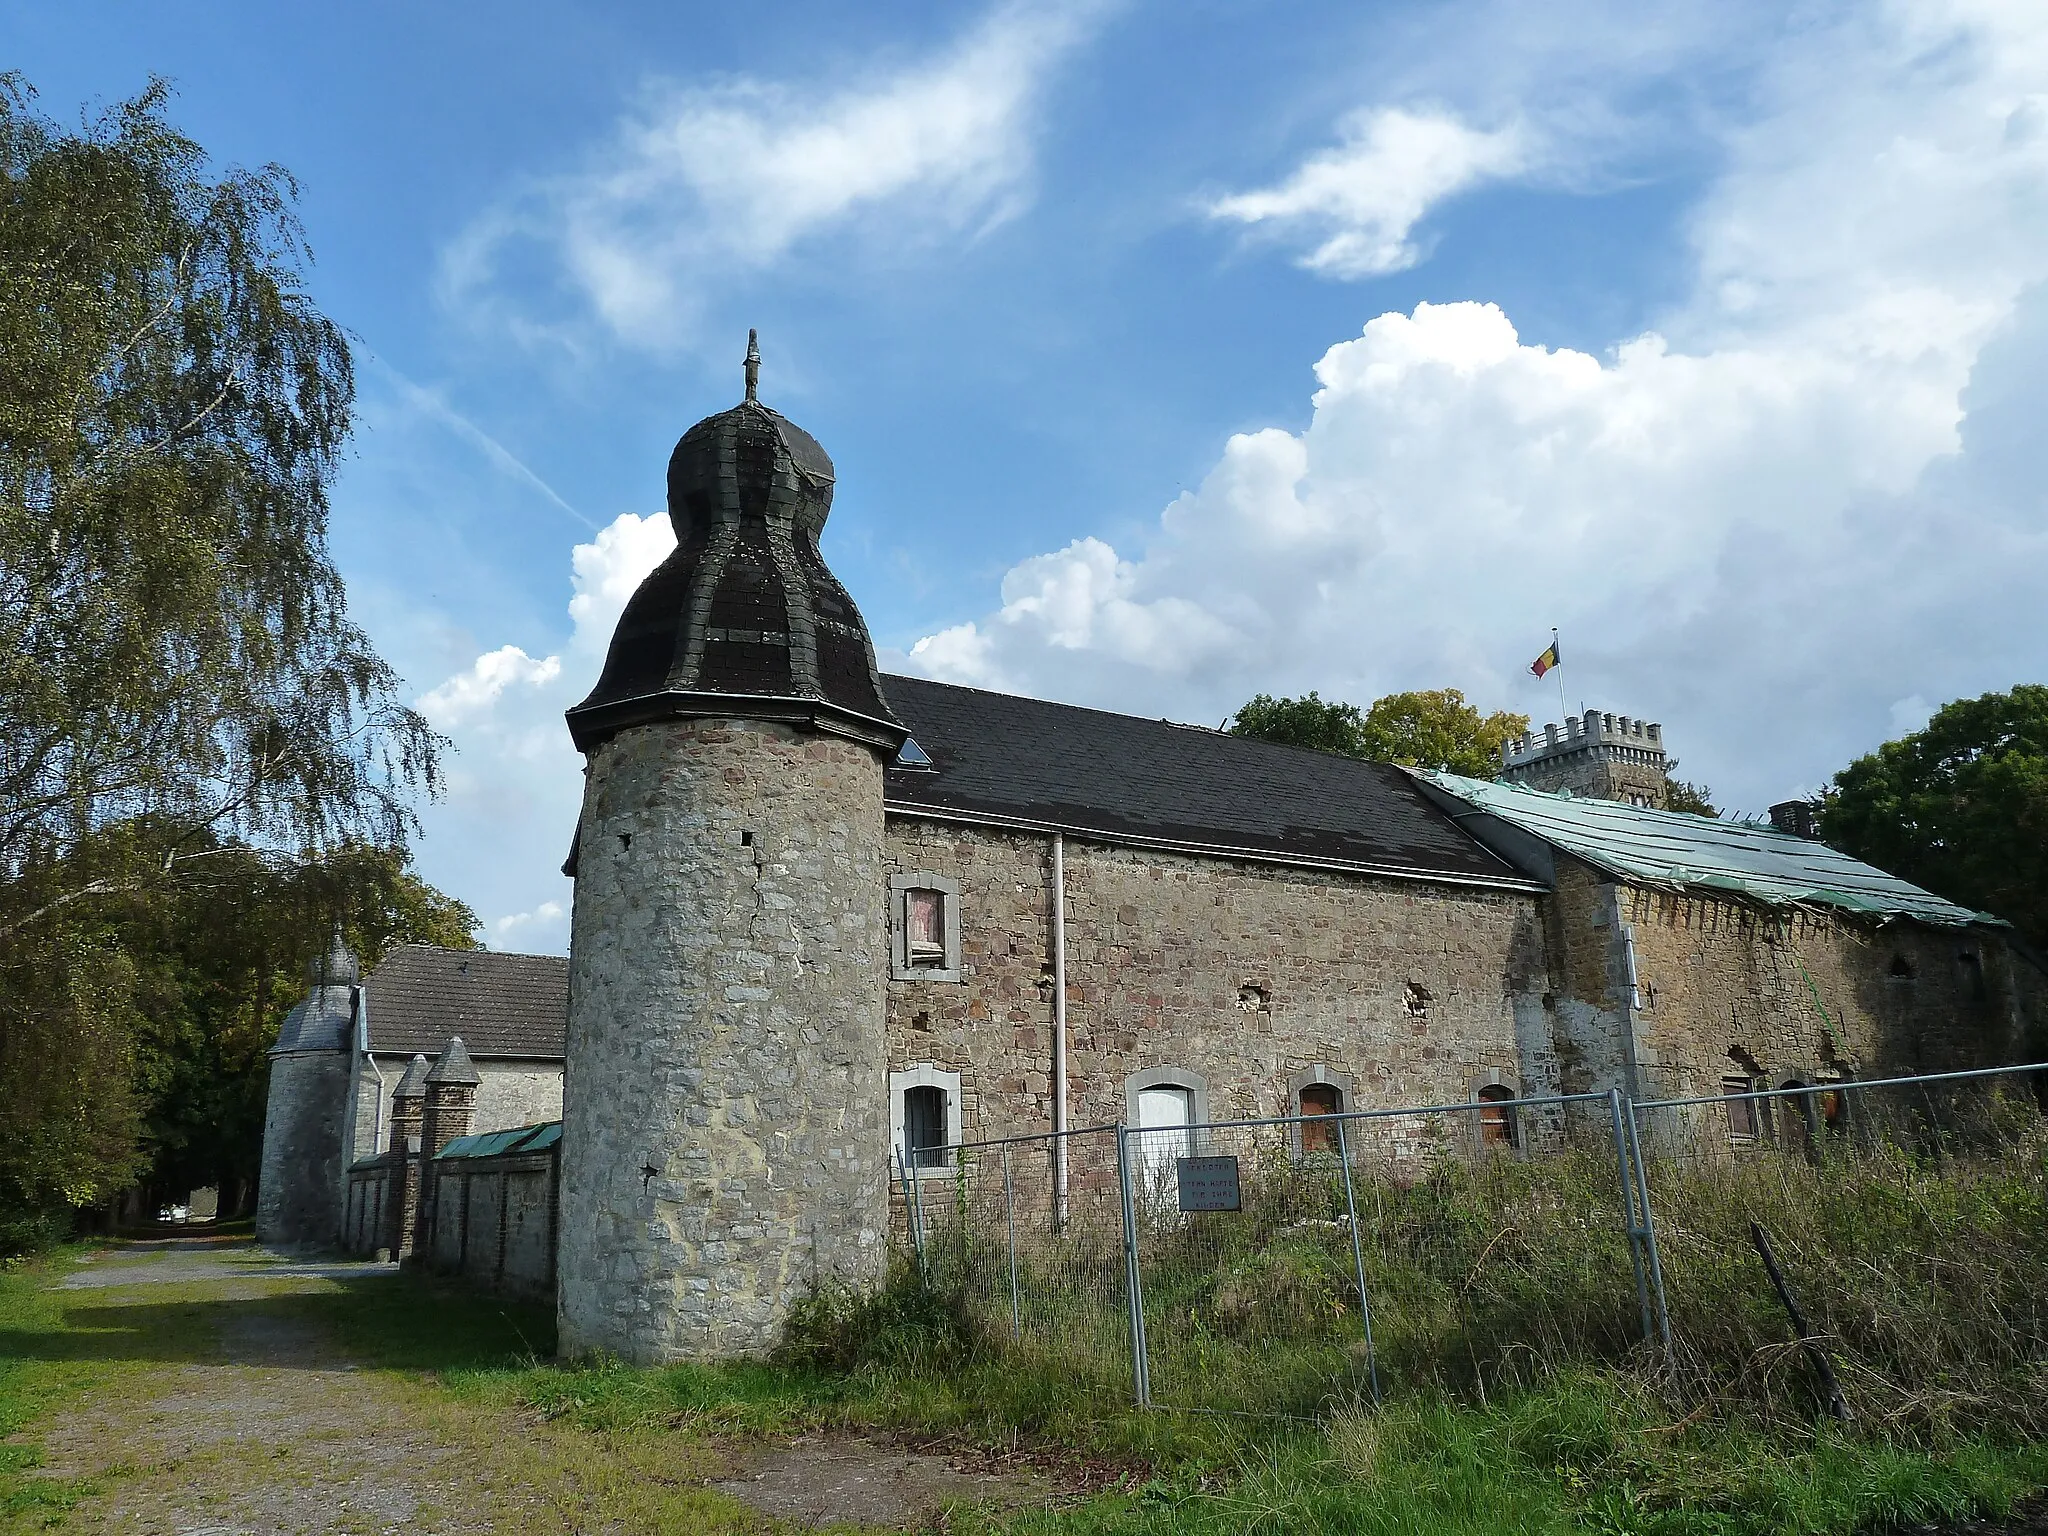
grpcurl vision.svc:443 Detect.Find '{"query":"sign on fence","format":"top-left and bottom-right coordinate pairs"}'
top-left (1175, 1154), bottom-right (1241, 1212)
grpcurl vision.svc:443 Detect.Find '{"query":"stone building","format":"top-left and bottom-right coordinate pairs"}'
top-left (538, 346), bottom-right (2044, 1363)
top-left (1500, 711), bottom-right (1671, 807)
top-left (254, 943), bottom-right (567, 1249)
top-left (256, 344), bottom-right (2047, 1355)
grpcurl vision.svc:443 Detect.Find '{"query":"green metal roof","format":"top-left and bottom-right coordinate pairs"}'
top-left (435, 1120), bottom-right (561, 1160)
top-left (1416, 771), bottom-right (2000, 929)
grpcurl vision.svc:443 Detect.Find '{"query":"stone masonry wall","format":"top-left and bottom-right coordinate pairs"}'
top-left (255, 1050), bottom-right (352, 1248)
top-left (882, 819), bottom-right (1558, 1156)
top-left (414, 1149), bottom-right (559, 1300)
top-left (348, 1058), bottom-right (564, 1162)
top-left (559, 718), bottom-right (891, 1363)
top-left (1539, 851), bottom-right (2038, 1103)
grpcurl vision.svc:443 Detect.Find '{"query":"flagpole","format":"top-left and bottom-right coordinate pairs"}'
top-left (1552, 627), bottom-right (1566, 722)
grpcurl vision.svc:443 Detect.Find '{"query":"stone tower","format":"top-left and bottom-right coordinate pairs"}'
top-left (1499, 710), bottom-right (1671, 807)
top-left (255, 931), bottom-right (359, 1248)
top-left (558, 333), bottom-right (907, 1363)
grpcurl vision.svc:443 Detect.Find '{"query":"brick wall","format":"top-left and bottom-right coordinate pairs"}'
top-left (882, 818), bottom-right (1558, 1147)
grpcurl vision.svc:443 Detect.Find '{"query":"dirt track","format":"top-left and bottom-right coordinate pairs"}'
top-left (11, 1238), bottom-right (1049, 1535)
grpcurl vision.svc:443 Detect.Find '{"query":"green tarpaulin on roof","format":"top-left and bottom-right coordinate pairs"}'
top-left (1417, 771), bottom-right (1999, 929)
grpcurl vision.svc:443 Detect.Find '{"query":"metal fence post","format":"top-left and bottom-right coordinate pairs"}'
top-left (1116, 1124), bottom-right (1152, 1407)
top-left (1623, 1100), bottom-right (1673, 1360)
top-left (1002, 1141), bottom-right (1022, 1342)
top-left (898, 1147), bottom-right (927, 1278)
top-left (1332, 1115), bottom-right (1382, 1406)
top-left (1607, 1087), bottom-right (1654, 1345)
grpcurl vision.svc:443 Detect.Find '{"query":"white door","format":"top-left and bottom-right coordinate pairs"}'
top-left (1134, 1084), bottom-right (1194, 1195)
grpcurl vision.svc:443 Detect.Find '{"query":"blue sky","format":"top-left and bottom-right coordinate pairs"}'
top-left (13, 1), bottom-right (2048, 951)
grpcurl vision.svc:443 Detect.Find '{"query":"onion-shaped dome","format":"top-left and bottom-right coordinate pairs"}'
top-left (566, 332), bottom-right (905, 753)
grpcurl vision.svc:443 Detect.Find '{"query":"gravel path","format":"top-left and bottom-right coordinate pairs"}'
top-left (15, 1237), bottom-right (1055, 1535)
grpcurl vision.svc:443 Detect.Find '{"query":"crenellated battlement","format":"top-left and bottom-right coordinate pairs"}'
top-left (1500, 710), bottom-right (1670, 808)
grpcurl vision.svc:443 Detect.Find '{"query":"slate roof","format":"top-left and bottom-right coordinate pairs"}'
top-left (1415, 771), bottom-right (1999, 928)
top-left (361, 945), bottom-right (568, 1060)
top-left (565, 377), bottom-right (902, 753)
top-left (879, 675), bottom-right (1537, 889)
top-left (271, 984), bottom-right (356, 1054)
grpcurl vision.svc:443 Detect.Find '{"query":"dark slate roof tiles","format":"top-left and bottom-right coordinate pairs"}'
top-left (878, 674), bottom-right (1532, 888)
top-left (362, 945), bottom-right (567, 1060)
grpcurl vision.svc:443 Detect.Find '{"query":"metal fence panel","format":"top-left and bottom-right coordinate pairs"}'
top-left (1119, 1093), bottom-right (1646, 1415)
top-left (901, 1126), bottom-right (1138, 1396)
top-left (1631, 1063), bottom-right (2048, 1428)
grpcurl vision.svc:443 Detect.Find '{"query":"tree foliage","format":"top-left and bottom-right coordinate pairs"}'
top-left (126, 843), bottom-right (478, 1218)
top-left (1229, 688), bottom-right (1528, 778)
top-left (0, 76), bottom-right (440, 931)
top-left (1664, 777), bottom-right (1719, 817)
top-left (0, 79), bottom-right (450, 1246)
top-left (1822, 685), bottom-right (2048, 949)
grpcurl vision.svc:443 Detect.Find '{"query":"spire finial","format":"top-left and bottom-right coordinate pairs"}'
top-left (744, 328), bottom-right (760, 403)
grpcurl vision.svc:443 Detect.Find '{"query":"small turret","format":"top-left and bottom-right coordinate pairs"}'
top-left (1500, 709), bottom-right (1672, 808)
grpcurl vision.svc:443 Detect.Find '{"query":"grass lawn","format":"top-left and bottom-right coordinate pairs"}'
top-left (4, 1245), bottom-right (2046, 1534)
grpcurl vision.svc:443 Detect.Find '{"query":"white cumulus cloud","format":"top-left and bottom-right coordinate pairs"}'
top-left (409, 512), bottom-right (676, 952)
top-left (417, 645), bottom-right (562, 728)
top-left (444, 0), bottom-right (1105, 349)
top-left (1208, 106), bottom-right (1532, 278)
top-left (911, 0), bottom-right (2048, 811)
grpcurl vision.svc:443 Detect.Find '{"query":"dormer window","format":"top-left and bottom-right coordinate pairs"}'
top-left (895, 736), bottom-right (934, 770)
top-left (889, 873), bottom-right (961, 981)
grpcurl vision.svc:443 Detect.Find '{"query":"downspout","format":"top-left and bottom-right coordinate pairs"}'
top-left (1613, 891), bottom-right (1645, 1101)
top-left (1052, 832), bottom-right (1069, 1227)
top-left (359, 988), bottom-right (387, 1152)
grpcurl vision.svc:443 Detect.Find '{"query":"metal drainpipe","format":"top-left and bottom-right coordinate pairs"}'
top-left (1052, 832), bottom-right (1069, 1227)
top-left (358, 989), bottom-right (387, 1151)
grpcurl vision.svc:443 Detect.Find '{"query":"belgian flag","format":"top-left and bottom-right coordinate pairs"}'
top-left (1529, 639), bottom-right (1560, 678)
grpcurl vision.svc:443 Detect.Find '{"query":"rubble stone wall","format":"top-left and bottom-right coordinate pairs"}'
top-left (559, 718), bottom-right (891, 1363)
top-left (882, 818), bottom-right (1559, 1153)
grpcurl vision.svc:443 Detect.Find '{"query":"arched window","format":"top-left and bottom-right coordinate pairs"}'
top-left (1477, 1083), bottom-right (1517, 1149)
top-left (1780, 1079), bottom-right (1815, 1144)
top-left (903, 1084), bottom-right (948, 1168)
top-left (1298, 1082), bottom-right (1342, 1155)
top-left (890, 1065), bottom-right (962, 1174)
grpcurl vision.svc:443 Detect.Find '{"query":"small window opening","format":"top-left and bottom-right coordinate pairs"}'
top-left (1237, 983), bottom-right (1267, 1012)
top-left (1299, 1083), bottom-right (1342, 1154)
top-left (905, 888), bottom-right (945, 968)
top-left (1722, 1076), bottom-right (1757, 1142)
top-left (1957, 951), bottom-right (1986, 1000)
top-left (904, 1085), bottom-right (948, 1168)
top-left (1477, 1084), bottom-right (1517, 1148)
top-left (911, 1010), bottom-right (932, 1033)
top-left (740, 830), bottom-right (753, 847)
top-left (617, 832), bottom-right (632, 850)
top-left (1816, 1077), bottom-right (1851, 1137)
top-left (1889, 954), bottom-right (1914, 979)
top-left (1404, 981), bottom-right (1432, 1019)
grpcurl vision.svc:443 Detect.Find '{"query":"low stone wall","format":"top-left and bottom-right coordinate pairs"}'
top-left (416, 1130), bottom-right (560, 1301)
top-left (342, 1157), bottom-right (401, 1257)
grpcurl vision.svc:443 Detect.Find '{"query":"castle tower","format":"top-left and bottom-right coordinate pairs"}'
top-left (558, 333), bottom-right (907, 1363)
top-left (255, 930), bottom-right (359, 1248)
top-left (1499, 710), bottom-right (1671, 808)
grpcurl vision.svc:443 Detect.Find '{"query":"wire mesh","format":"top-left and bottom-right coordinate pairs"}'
top-left (899, 1126), bottom-right (1137, 1396)
top-left (1122, 1094), bottom-right (1647, 1416)
top-left (1631, 1063), bottom-right (2048, 1433)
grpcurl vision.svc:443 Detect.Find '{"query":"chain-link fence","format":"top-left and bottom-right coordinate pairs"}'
top-left (1629, 1063), bottom-right (2048, 1433)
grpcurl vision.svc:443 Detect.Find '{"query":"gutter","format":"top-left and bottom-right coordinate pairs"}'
top-left (883, 799), bottom-right (1546, 894)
